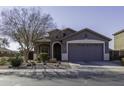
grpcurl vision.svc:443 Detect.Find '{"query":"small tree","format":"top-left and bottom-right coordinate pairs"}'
top-left (38, 53), bottom-right (49, 65)
top-left (0, 7), bottom-right (55, 63)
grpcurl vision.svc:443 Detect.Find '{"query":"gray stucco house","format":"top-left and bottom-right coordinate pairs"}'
top-left (34, 28), bottom-right (111, 62)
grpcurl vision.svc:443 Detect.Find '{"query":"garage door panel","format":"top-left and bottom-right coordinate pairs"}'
top-left (68, 43), bottom-right (103, 62)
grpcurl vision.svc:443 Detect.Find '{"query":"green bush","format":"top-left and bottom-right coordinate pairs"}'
top-left (0, 58), bottom-right (7, 65)
top-left (121, 58), bottom-right (124, 66)
top-left (9, 55), bottom-right (23, 68)
top-left (38, 53), bottom-right (49, 64)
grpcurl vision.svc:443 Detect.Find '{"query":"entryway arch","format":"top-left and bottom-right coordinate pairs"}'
top-left (52, 42), bottom-right (61, 61)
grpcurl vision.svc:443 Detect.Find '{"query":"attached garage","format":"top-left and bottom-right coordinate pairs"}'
top-left (61, 28), bottom-right (111, 62)
top-left (68, 43), bottom-right (104, 62)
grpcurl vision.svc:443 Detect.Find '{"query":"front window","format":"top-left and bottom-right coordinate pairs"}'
top-left (41, 47), bottom-right (49, 53)
top-left (39, 45), bottom-right (50, 57)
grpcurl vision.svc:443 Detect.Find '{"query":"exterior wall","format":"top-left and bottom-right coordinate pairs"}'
top-left (114, 32), bottom-right (124, 50)
top-left (49, 30), bottom-right (62, 41)
top-left (105, 42), bottom-right (109, 53)
top-left (104, 53), bottom-right (110, 60)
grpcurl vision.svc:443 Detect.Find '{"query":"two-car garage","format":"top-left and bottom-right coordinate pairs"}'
top-left (67, 40), bottom-right (105, 62)
top-left (68, 43), bottom-right (104, 62)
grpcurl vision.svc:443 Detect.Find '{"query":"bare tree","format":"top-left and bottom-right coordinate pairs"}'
top-left (0, 7), bottom-right (55, 63)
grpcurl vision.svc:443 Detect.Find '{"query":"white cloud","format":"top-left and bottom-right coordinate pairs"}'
top-left (7, 42), bottom-right (19, 51)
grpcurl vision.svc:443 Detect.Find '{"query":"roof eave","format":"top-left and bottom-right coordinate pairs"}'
top-left (113, 30), bottom-right (124, 36)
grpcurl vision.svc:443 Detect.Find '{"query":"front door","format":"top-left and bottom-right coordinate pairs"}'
top-left (53, 43), bottom-right (61, 61)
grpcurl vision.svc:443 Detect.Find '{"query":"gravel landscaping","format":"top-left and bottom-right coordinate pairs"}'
top-left (0, 61), bottom-right (124, 85)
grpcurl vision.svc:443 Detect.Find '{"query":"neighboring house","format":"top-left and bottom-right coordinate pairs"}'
top-left (34, 28), bottom-right (111, 62)
top-left (113, 29), bottom-right (124, 50)
top-left (113, 29), bottom-right (124, 57)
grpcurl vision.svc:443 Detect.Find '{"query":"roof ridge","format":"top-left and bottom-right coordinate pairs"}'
top-left (62, 28), bottom-right (76, 32)
top-left (48, 28), bottom-right (61, 33)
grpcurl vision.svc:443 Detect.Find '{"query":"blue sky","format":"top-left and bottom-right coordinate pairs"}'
top-left (1, 6), bottom-right (124, 50)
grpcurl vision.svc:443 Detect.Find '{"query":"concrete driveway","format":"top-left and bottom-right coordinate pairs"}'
top-left (70, 60), bottom-right (121, 66)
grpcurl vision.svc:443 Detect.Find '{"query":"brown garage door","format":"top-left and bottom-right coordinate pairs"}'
top-left (68, 43), bottom-right (104, 62)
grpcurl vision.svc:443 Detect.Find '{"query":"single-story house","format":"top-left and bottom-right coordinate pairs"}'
top-left (34, 28), bottom-right (111, 62)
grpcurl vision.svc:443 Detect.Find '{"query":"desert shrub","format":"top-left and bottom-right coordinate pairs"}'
top-left (0, 58), bottom-right (7, 65)
top-left (121, 58), bottom-right (124, 66)
top-left (40, 53), bottom-right (49, 62)
top-left (9, 55), bottom-right (23, 68)
top-left (10, 58), bottom-right (23, 68)
top-left (38, 53), bottom-right (49, 64)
